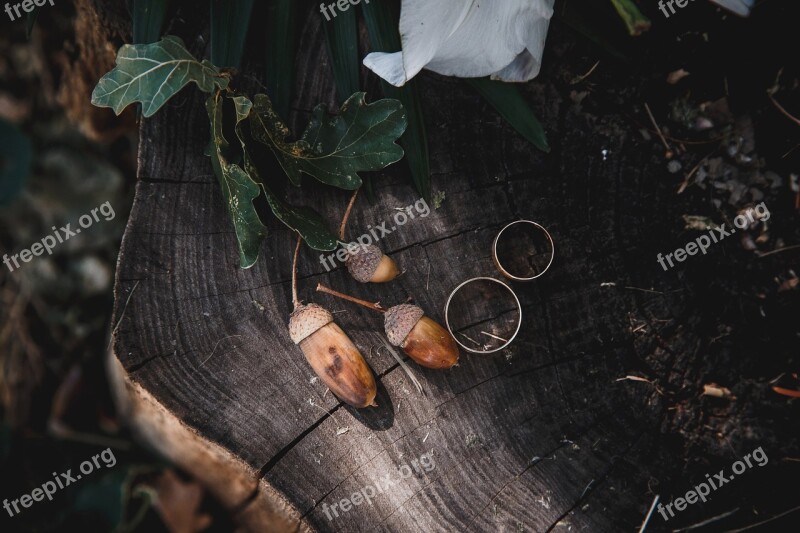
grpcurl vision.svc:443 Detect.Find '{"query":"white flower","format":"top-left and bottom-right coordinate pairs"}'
top-left (709, 0), bottom-right (754, 17)
top-left (363, 0), bottom-right (556, 87)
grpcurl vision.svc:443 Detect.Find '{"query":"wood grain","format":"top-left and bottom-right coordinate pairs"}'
top-left (110, 5), bottom-right (702, 532)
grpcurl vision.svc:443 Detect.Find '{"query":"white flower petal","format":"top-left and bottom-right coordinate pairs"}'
top-left (709, 0), bottom-right (754, 17)
top-left (490, 13), bottom-right (552, 82)
top-left (396, 0), bottom-right (476, 83)
top-left (425, 0), bottom-right (554, 79)
top-left (363, 0), bottom-right (555, 86)
top-left (363, 51), bottom-right (407, 87)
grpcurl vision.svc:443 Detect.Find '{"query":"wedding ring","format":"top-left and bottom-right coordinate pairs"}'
top-left (444, 277), bottom-right (522, 354)
top-left (492, 220), bottom-right (554, 281)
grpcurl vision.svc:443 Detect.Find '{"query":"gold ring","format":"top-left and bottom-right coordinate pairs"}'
top-left (444, 277), bottom-right (522, 354)
top-left (492, 220), bottom-right (554, 281)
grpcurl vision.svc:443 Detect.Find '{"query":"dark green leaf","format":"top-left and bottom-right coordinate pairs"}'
top-left (0, 118), bottom-right (32, 206)
top-left (262, 187), bottom-right (339, 251)
top-left (249, 92), bottom-right (407, 190)
top-left (362, 0), bottom-right (431, 200)
top-left (323, 2), bottom-right (365, 195)
top-left (91, 36), bottom-right (229, 118)
top-left (206, 92), bottom-right (267, 268)
top-left (609, 0), bottom-right (651, 36)
top-left (322, 4), bottom-right (359, 103)
top-left (385, 82), bottom-right (430, 199)
top-left (25, 7), bottom-right (39, 39)
top-left (131, 0), bottom-right (169, 44)
top-left (231, 96), bottom-right (338, 251)
top-left (466, 78), bottom-right (550, 153)
top-left (264, 0), bottom-right (298, 119)
top-left (555, 1), bottom-right (630, 61)
top-left (210, 0), bottom-right (254, 68)
top-left (360, 0), bottom-right (400, 51)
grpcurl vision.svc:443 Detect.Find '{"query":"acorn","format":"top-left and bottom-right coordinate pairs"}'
top-left (316, 284), bottom-right (460, 370)
top-left (288, 303), bottom-right (377, 408)
top-left (384, 304), bottom-right (459, 369)
top-left (346, 244), bottom-right (400, 283)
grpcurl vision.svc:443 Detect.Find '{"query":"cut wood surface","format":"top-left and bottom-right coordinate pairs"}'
top-left (109, 4), bottom-right (798, 532)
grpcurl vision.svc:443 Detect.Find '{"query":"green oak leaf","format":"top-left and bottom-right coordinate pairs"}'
top-left (231, 95), bottom-right (338, 251)
top-left (92, 35), bottom-right (229, 118)
top-left (249, 92), bottom-right (407, 189)
top-left (206, 92), bottom-right (267, 269)
top-left (261, 188), bottom-right (339, 251)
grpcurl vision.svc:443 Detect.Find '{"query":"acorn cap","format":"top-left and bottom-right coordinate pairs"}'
top-left (288, 303), bottom-right (333, 344)
top-left (345, 244), bottom-right (384, 283)
top-left (384, 304), bottom-right (425, 346)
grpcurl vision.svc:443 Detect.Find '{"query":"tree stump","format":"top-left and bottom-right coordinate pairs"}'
top-left (109, 4), bottom-right (799, 532)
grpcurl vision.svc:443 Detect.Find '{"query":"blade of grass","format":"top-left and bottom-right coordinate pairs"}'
top-left (321, 5), bottom-right (359, 103)
top-left (609, 0), bottom-right (651, 36)
top-left (465, 78), bottom-right (550, 153)
top-left (131, 0), bottom-right (169, 44)
top-left (321, 4), bottom-right (365, 195)
top-left (380, 81), bottom-right (430, 199)
top-left (210, 0), bottom-right (254, 68)
top-left (25, 7), bottom-right (39, 39)
top-left (555, 0), bottom-right (630, 61)
top-left (362, 0), bottom-right (431, 200)
top-left (264, 0), bottom-right (298, 120)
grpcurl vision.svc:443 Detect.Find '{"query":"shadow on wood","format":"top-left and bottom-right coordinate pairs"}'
top-left (104, 1), bottom-right (799, 532)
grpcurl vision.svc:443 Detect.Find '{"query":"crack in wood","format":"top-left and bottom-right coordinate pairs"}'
top-left (258, 404), bottom-right (343, 479)
top-left (463, 410), bottom-right (619, 528)
top-left (544, 431), bottom-right (647, 532)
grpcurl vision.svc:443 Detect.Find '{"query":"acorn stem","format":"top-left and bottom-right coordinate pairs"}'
top-left (316, 283), bottom-right (386, 313)
top-left (292, 235), bottom-right (302, 309)
top-left (339, 188), bottom-right (359, 240)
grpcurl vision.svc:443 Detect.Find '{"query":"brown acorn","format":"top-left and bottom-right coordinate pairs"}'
top-left (316, 284), bottom-right (460, 370)
top-left (384, 304), bottom-right (459, 369)
top-left (288, 303), bottom-right (377, 408)
top-left (346, 244), bottom-right (399, 283)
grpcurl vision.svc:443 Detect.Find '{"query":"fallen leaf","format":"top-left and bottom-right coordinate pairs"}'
top-left (666, 69), bottom-right (690, 84)
top-left (772, 386), bottom-right (800, 398)
top-left (703, 384), bottom-right (732, 398)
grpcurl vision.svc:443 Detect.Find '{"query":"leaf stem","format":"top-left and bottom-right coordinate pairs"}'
top-left (316, 283), bottom-right (386, 313)
top-left (292, 235), bottom-right (302, 309)
top-left (339, 188), bottom-right (359, 240)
